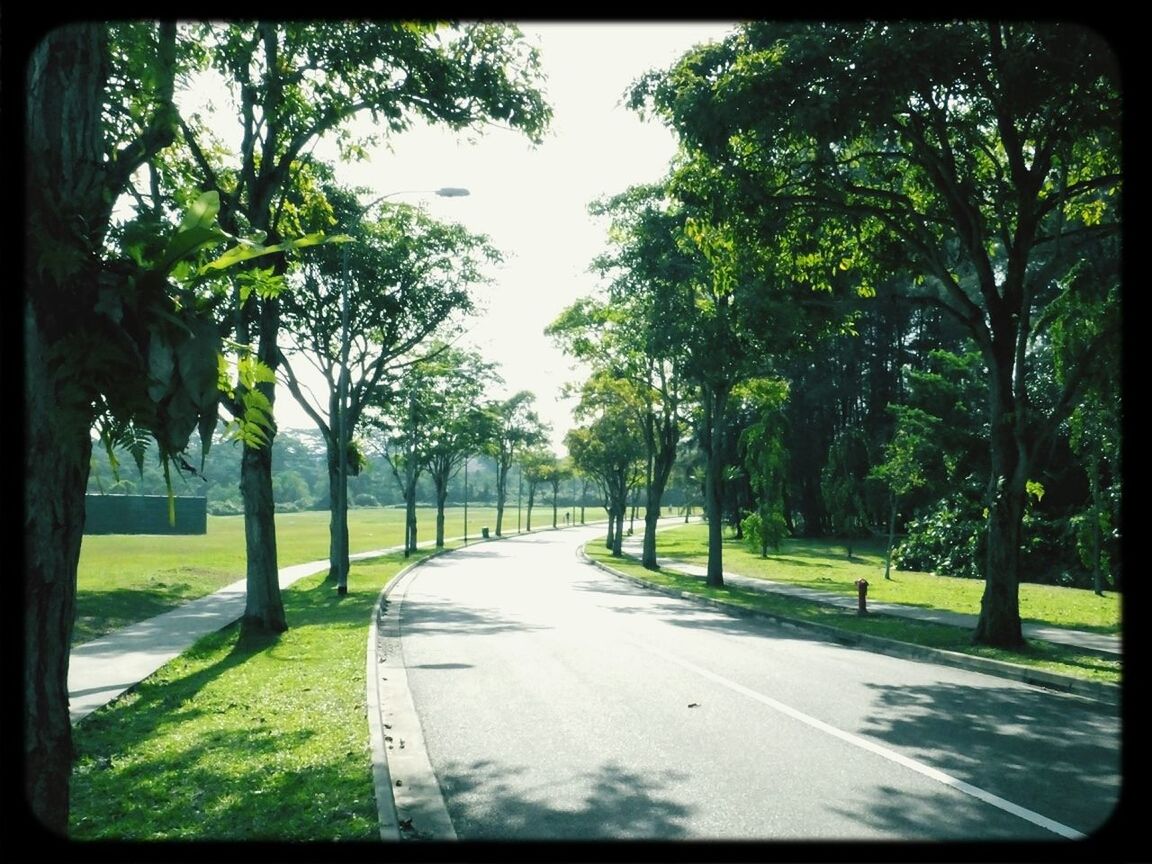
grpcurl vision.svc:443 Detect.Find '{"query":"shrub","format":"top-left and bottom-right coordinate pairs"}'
top-left (741, 508), bottom-right (789, 556)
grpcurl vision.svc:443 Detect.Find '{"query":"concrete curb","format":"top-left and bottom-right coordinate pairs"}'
top-left (367, 545), bottom-right (472, 842)
top-left (581, 548), bottom-right (1121, 707)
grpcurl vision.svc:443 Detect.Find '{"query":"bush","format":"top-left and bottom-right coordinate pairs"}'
top-left (741, 508), bottom-right (788, 556)
top-left (892, 493), bottom-right (983, 579)
top-left (207, 498), bottom-right (244, 517)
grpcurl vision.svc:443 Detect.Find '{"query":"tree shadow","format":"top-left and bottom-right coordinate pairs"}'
top-left (851, 678), bottom-right (1122, 838)
top-left (399, 595), bottom-right (553, 638)
top-left (434, 758), bottom-right (694, 840)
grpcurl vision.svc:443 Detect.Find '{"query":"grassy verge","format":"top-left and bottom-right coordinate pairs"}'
top-left (74, 506), bottom-right (504, 645)
top-left (587, 528), bottom-right (1121, 686)
top-left (646, 522), bottom-right (1121, 634)
top-left (70, 550), bottom-right (428, 841)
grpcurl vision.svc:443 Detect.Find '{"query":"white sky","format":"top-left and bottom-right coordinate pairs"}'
top-left (283, 22), bottom-right (738, 452)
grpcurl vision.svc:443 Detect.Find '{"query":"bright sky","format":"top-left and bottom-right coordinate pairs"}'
top-left (285, 22), bottom-right (738, 452)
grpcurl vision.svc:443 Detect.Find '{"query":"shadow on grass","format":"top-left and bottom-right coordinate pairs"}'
top-left (70, 569), bottom-right (386, 841)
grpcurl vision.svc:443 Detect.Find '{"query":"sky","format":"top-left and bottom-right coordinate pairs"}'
top-left (285, 22), bottom-right (740, 451)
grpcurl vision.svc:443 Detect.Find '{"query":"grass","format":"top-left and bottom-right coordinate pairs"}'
top-left (645, 522), bottom-right (1121, 633)
top-left (587, 522), bottom-right (1121, 686)
top-left (74, 505), bottom-right (507, 645)
top-left (70, 550), bottom-right (427, 841)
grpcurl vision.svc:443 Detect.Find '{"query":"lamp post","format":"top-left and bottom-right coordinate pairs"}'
top-left (334, 186), bottom-right (470, 594)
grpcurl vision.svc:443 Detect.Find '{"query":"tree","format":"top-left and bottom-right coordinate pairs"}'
top-left (551, 184), bottom-right (695, 570)
top-left (1049, 240), bottom-right (1122, 595)
top-left (735, 377), bottom-right (790, 558)
top-left (370, 344), bottom-right (499, 551)
top-left (565, 376), bottom-right (647, 556)
top-left (519, 448), bottom-right (557, 532)
top-left (485, 392), bottom-right (549, 537)
top-left (870, 406), bottom-right (935, 580)
top-left (279, 185), bottom-right (499, 573)
top-left (549, 457), bottom-right (574, 529)
top-left (174, 21), bottom-right (550, 630)
top-left (22, 23), bottom-right (291, 831)
top-left (820, 428), bottom-right (873, 560)
top-left (633, 21), bottom-right (1121, 647)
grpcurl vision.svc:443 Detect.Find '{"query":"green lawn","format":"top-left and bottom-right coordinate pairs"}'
top-left (70, 551), bottom-right (423, 841)
top-left (645, 522), bottom-right (1121, 634)
top-left (74, 505), bottom-right (508, 645)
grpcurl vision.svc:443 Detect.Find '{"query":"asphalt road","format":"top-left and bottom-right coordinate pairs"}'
top-left (389, 526), bottom-right (1122, 842)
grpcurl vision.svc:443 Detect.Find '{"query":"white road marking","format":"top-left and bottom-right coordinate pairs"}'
top-left (633, 639), bottom-right (1085, 840)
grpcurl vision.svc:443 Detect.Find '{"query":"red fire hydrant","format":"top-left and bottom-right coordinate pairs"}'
top-left (855, 579), bottom-right (869, 616)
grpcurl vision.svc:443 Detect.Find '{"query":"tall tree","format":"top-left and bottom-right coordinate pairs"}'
top-left (551, 184), bottom-right (696, 570)
top-left (485, 392), bottom-right (549, 537)
top-left (735, 377), bottom-right (791, 558)
top-left (565, 375), bottom-right (647, 556)
top-left (175, 21), bottom-right (549, 630)
top-left (413, 347), bottom-right (502, 548)
top-left (22, 23), bottom-right (287, 831)
top-left (279, 186), bottom-right (498, 575)
top-left (633, 21), bottom-right (1121, 646)
top-left (519, 448), bottom-right (558, 532)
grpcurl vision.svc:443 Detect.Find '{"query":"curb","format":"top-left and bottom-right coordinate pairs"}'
top-left (367, 546), bottom-right (466, 842)
top-left (581, 548), bottom-right (1120, 707)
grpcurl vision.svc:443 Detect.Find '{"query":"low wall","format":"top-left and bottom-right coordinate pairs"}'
top-left (84, 495), bottom-right (208, 535)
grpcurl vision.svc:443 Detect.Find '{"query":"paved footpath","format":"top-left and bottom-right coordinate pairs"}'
top-left (68, 545), bottom-right (410, 723)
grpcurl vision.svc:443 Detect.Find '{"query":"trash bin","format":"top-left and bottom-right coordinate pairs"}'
top-left (482, 527), bottom-right (490, 539)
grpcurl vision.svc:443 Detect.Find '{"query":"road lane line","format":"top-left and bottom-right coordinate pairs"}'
top-left (632, 640), bottom-right (1085, 840)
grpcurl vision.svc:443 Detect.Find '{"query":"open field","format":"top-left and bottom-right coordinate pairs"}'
top-left (74, 505), bottom-right (523, 645)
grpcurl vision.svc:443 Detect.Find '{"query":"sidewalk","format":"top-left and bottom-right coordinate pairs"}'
top-left (69, 543), bottom-right (423, 723)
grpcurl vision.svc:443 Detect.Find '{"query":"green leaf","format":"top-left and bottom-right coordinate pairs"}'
top-left (147, 335), bottom-right (176, 403)
top-left (177, 191), bottom-right (221, 234)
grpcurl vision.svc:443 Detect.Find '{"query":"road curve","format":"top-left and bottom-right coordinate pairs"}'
top-left (375, 527), bottom-right (1121, 843)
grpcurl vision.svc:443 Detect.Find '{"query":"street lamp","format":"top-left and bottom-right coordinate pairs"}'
top-left (334, 185), bottom-right (470, 594)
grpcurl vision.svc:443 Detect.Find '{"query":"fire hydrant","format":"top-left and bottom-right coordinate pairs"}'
top-left (854, 579), bottom-right (869, 616)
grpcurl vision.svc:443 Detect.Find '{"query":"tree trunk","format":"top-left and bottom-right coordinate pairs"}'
top-left (972, 378), bottom-right (1027, 649)
top-left (325, 442), bottom-right (350, 585)
top-left (405, 478), bottom-right (419, 556)
top-left (973, 480), bottom-right (1026, 648)
top-left (884, 495), bottom-right (896, 580)
top-left (435, 482), bottom-right (448, 548)
top-left (240, 440), bottom-right (287, 633)
top-left (612, 507), bottom-right (625, 557)
top-left (495, 463), bottom-right (507, 537)
top-left (24, 302), bottom-right (93, 835)
top-left (641, 469), bottom-right (672, 570)
top-left (239, 287), bottom-right (288, 628)
top-left (702, 384), bottom-right (728, 587)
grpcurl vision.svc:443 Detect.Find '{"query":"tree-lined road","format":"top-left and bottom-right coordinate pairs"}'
top-left (390, 528), bottom-right (1120, 841)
